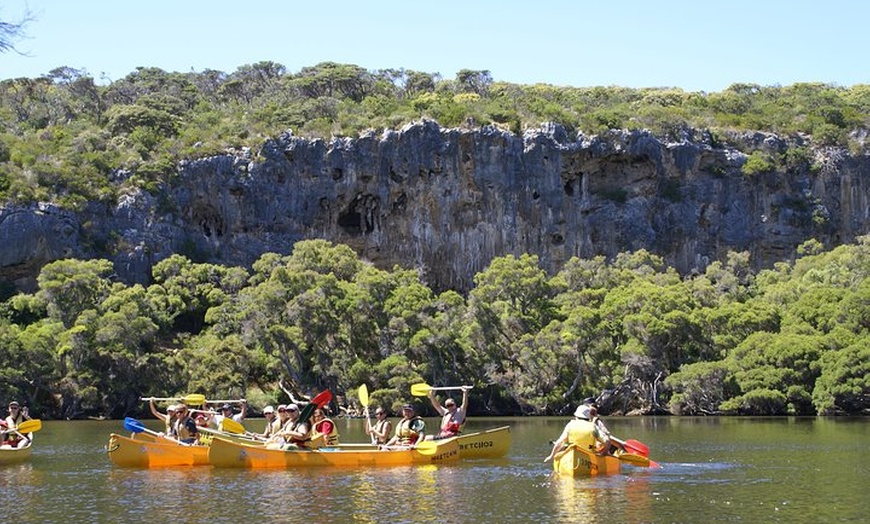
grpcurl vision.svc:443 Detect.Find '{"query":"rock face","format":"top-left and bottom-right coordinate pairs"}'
top-left (1, 121), bottom-right (868, 293)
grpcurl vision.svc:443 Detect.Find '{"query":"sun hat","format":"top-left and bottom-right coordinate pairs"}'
top-left (287, 403), bottom-right (299, 412)
top-left (263, 405), bottom-right (275, 414)
top-left (574, 405), bottom-right (592, 420)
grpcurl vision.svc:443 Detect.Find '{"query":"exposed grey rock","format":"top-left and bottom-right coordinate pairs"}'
top-left (1, 121), bottom-right (868, 293)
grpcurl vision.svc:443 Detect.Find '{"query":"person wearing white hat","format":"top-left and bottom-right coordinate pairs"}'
top-left (543, 404), bottom-right (611, 462)
top-left (148, 399), bottom-right (177, 436)
top-left (258, 405), bottom-right (280, 439)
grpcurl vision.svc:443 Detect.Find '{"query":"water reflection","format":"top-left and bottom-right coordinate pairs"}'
top-left (2, 417), bottom-right (868, 523)
top-left (550, 473), bottom-right (652, 523)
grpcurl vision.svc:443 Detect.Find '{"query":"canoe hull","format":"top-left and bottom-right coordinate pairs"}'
top-left (107, 433), bottom-right (209, 467)
top-left (0, 441), bottom-right (32, 465)
top-left (553, 445), bottom-right (621, 477)
top-left (208, 435), bottom-right (459, 469)
top-left (456, 426), bottom-right (511, 459)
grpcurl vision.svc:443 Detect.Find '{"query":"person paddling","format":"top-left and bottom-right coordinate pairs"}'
top-left (366, 407), bottom-right (392, 445)
top-left (2, 401), bottom-right (32, 448)
top-left (544, 404), bottom-right (612, 462)
top-left (382, 404), bottom-right (425, 449)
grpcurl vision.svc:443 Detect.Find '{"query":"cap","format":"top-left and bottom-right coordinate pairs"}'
top-left (221, 404), bottom-right (232, 411)
top-left (287, 403), bottom-right (299, 412)
top-left (574, 405), bottom-right (592, 420)
top-left (166, 404), bottom-right (178, 412)
top-left (195, 414), bottom-right (206, 420)
top-left (263, 405), bottom-right (275, 414)
top-left (402, 404), bottom-right (414, 411)
top-left (8, 401), bottom-right (19, 407)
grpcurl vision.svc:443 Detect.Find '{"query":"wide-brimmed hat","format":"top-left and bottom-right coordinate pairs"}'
top-left (574, 405), bottom-right (592, 420)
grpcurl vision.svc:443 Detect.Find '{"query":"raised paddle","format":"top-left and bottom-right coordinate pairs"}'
top-left (140, 393), bottom-right (206, 406)
top-left (358, 384), bottom-right (376, 445)
top-left (123, 417), bottom-right (191, 446)
top-left (205, 398), bottom-right (246, 405)
top-left (297, 389), bottom-right (333, 426)
top-left (410, 383), bottom-right (473, 397)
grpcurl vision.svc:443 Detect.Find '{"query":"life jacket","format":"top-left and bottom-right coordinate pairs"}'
top-left (565, 419), bottom-right (597, 451)
top-left (282, 419), bottom-right (310, 447)
top-left (372, 419), bottom-right (391, 444)
top-left (174, 416), bottom-right (198, 444)
top-left (395, 416), bottom-right (424, 445)
top-left (313, 417), bottom-right (339, 446)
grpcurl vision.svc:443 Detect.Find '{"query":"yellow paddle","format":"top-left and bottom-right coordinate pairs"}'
top-left (220, 418), bottom-right (246, 434)
top-left (414, 440), bottom-right (439, 456)
top-left (358, 384), bottom-right (376, 445)
top-left (14, 419), bottom-right (42, 433)
top-left (140, 393), bottom-right (206, 405)
top-left (410, 383), bottom-right (473, 397)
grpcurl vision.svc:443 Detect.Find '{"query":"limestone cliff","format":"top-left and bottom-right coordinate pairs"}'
top-left (1, 121), bottom-right (867, 293)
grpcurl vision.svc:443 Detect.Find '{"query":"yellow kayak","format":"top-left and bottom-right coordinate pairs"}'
top-left (208, 435), bottom-right (459, 469)
top-left (0, 440), bottom-right (32, 465)
top-left (553, 445), bottom-right (621, 477)
top-left (456, 425), bottom-right (511, 459)
top-left (107, 433), bottom-right (209, 467)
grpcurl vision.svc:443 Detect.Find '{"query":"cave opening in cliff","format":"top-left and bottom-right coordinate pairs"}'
top-left (338, 195), bottom-right (377, 235)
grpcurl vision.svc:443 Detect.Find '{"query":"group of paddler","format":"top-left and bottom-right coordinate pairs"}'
top-left (135, 383), bottom-right (474, 452)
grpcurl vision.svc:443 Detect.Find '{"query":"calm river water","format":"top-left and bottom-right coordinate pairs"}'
top-left (2, 416), bottom-right (867, 523)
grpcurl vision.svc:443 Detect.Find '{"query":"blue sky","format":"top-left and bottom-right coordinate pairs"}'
top-left (2, 0), bottom-right (867, 92)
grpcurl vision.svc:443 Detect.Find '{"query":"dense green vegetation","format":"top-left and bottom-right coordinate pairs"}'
top-left (1, 63), bottom-right (869, 210)
top-left (1, 63), bottom-right (868, 418)
top-left (0, 237), bottom-right (866, 419)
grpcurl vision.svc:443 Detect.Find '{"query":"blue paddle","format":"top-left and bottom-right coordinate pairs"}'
top-left (123, 417), bottom-right (191, 446)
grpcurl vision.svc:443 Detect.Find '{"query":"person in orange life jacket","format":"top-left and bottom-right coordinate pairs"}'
top-left (366, 407), bottom-right (392, 445)
top-left (3, 401), bottom-right (32, 448)
top-left (382, 404), bottom-right (425, 449)
top-left (172, 404), bottom-right (199, 444)
top-left (543, 404), bottom-right (611, 462)
top-left (427, 386), bottom-right (470, 440)
top-left (272, 404), bottom-right (311, 448)
top-left (310, 407), bottom-right (339, 446)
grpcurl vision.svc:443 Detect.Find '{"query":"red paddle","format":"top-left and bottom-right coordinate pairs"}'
top-left (612, 436), bottom-right (650, 457)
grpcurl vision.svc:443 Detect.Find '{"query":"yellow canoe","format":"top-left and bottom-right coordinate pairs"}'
top-left (208, 435), bottom-right (460, 469)
top-left (553, 445), bottom-right (621, 477)
top-left (107, 433), bottom-right (209, 467)
top-left (456, 425), bottom-right (511, 459)
top-left (0, 440), bottom-right (32, 465)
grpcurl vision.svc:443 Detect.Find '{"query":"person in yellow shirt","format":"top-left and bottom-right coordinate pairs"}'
top-left (543, 404), bottom-right (611, 462)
